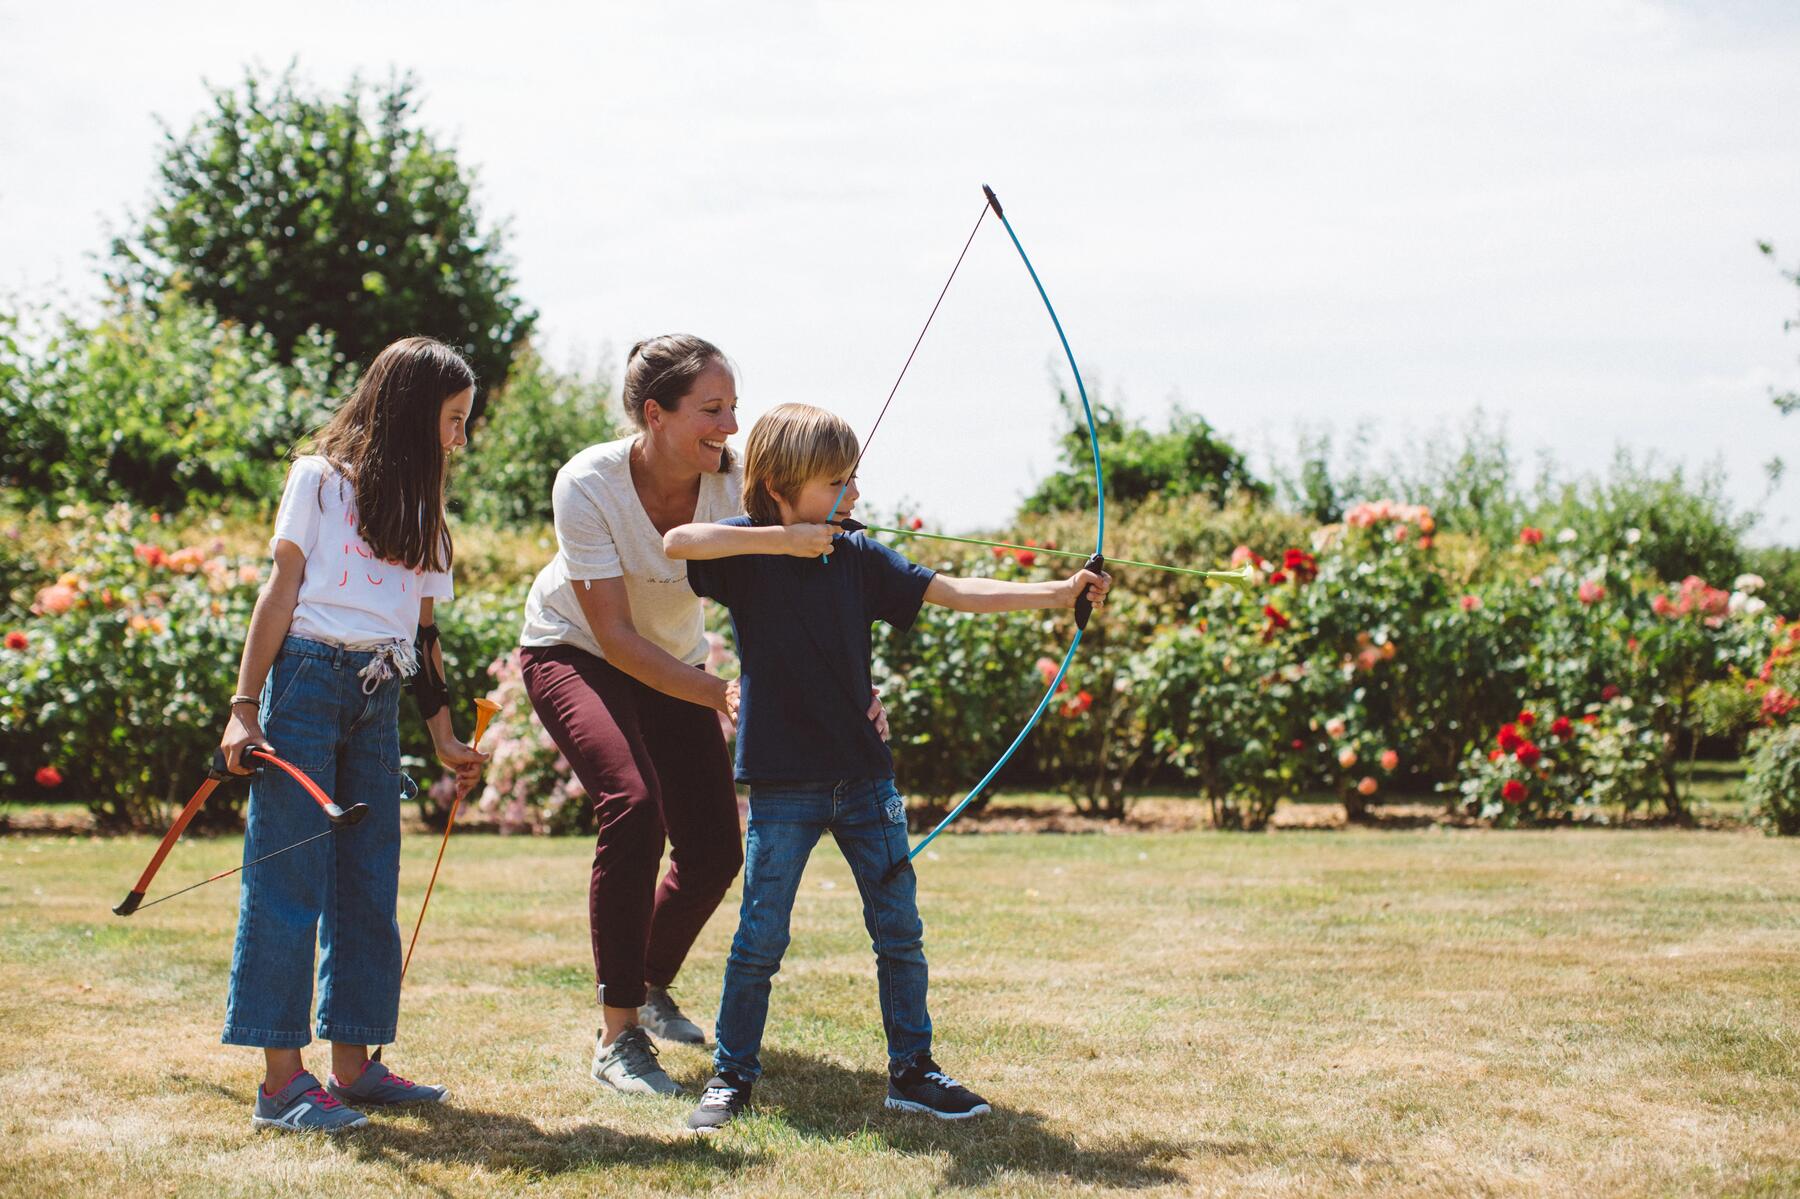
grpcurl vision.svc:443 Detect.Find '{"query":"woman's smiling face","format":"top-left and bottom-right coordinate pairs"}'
top-left (647, 361), bottom-right (739, 473)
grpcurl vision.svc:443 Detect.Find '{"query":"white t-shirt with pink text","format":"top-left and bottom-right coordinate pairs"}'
top-left (271, 456), bottom-right (453, 647)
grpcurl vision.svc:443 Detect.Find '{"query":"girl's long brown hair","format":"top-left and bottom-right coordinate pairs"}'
top-left (310, 336), bottom-right (474, 573)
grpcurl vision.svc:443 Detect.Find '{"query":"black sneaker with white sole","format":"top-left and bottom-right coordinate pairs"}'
top-left (685, 1072), bottom-right (753, 1132)
top-left (885, 1057), bottom-right (990, 1119)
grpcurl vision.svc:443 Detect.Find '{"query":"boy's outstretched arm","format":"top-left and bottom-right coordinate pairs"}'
top-left (664, 522), bottom-right (836, 560)
top-left (924, 567), bottom-right (1111, 615)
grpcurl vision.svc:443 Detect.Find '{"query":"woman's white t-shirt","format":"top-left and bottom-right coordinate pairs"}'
top-left (271, 456), bottom-right (454, 646)
top-left (520, 437), bottom-right (743, 667)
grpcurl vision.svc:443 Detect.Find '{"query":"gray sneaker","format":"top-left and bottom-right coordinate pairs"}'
top-left (326, 1060), bottom-right (450, 1107)
top-left (639, 986), bottom-right (707, 1045)
top-left (592, 1025), bottom-right (684, 1096)
top-left (252, 1070), bottom-right (370, 1133)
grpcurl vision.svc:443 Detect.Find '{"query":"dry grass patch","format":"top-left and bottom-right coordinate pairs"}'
top-left (1, 827), bottom-right (1796, 1197)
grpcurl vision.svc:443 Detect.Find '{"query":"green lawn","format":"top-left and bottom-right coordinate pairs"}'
top-left (2, 825), bottom-right (1795, 1197)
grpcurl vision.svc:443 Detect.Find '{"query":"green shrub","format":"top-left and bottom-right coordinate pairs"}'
top-left (0, 292), bottom-right (335, 511)
top-left (1743, 724), bottom-right (1800, 835)
top-left (456, 345), bottom-right (618, 527)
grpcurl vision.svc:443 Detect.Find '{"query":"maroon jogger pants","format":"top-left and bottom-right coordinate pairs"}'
top-left (519, 644), bottom-right (742, 1010)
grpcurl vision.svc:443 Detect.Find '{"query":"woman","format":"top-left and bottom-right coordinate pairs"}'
top-left (518, 334), bottom-right (887, 1096)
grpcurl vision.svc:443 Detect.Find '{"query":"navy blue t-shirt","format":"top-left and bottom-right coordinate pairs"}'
top-left (685, 517), bottom-right (935, 783)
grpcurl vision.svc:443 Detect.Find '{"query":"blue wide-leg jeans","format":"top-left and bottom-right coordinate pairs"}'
top-left (222, 636), bottom-right (407, 1049)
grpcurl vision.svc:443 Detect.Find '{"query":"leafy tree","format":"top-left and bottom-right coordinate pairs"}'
top-left (1021, 389), bottom-right (1265, 516)
top-left (112, 67), bottom-right (533, 413)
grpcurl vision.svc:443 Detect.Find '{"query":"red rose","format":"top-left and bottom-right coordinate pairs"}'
top-left (1501, 779), bottom-right (1527, 804)
top-left (1496, 723), bottom-right (1523, 753)
top-left (1291, 739), bottom-right (1306, 750)
top-left (1488, 749), bottom-right (1504, 762)
top-left (1518, 527), bottom-right (1543, 546)
top-left (1601, 684), bottom-right (1620, 701)
top-left (908, 516), bottom-right (923, 531)
top-left (1262, 605), bottom-right (1290, 629)
top-left (3, 631), bottom-right (25, 650)
top-left (1518, 710), bottom-right (1536, 727)
top-left (991, 546), bottom-right (1006, 558)
top-left (35, 766), bottom-right (62, 788)
top-left (1515, 742), bottom-right (1541, 767)
top-left (1016, 550), bottom-right (1036, 567)
top-left (1549, 716), bottom-right (1573, 739)
top-left (1581, 713), bottom-right (1599, 725)
top-left (1269, 570), bottom-right (1289, 585)
top-left (1060, 689), bottom-right (1093, 717)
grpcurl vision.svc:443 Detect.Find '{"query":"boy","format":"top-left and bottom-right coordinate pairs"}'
top-left (663, 403), bottom-right (1110, 1132)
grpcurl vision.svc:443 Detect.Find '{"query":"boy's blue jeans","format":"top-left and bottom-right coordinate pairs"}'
top-left (714, 778), bottom-right (932, 1081)
top-left (222, 636), bottom-right (408, 1049)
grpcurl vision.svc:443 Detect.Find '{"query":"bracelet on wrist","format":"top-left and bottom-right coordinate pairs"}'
top-left (229, 694), bottom-right (259, 710)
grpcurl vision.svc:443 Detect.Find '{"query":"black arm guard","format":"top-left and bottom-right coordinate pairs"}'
top-left (411, 623), bottom-right (452, 721)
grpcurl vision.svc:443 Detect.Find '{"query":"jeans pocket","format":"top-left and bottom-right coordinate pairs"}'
top-left (265, 651), bottom-right (314, 716)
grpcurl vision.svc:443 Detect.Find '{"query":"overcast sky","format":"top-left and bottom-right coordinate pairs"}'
top-left (3, 1), bottom-right (1797, 541)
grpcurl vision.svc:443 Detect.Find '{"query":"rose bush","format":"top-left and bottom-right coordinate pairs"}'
top-left (1, 502), bottom-right (519, 827)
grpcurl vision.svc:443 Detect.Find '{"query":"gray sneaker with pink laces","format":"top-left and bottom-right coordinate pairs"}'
top-left (326, 1060), bottom-right (450, 1107)
top-left (252, 1070), bottom-right (369, 1133)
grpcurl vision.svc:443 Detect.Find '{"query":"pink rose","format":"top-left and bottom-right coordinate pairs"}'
top-left (1577, 580), bottom-right (1606, 606)
top-left (1338, 747), bottom-right (1358, 769)
top-left (1356, 776), bottom-right (1378, 796)
top-left (1379, 749), bottom-right (1399, 771)
top-left (1460, 595), bottom-right (1482, 612)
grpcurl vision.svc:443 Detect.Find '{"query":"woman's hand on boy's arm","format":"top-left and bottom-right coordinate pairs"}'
top-left (663, 522), bottom-right (834, 560)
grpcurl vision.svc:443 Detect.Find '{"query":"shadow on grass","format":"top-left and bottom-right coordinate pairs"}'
top-left (348, 1101), bottom-right (763, 1181)
top-left (170, 1072), bottom-right (761, 1182)
top-left (754, 1048), bottom-right (1197, 1190)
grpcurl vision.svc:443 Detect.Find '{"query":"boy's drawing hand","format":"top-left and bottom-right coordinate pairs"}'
top-left (1061, 568), bottom-right (1112, 613)
top-left (782, 523), bottom-right (837, 557)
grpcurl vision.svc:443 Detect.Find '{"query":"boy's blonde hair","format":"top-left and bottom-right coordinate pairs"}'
top-left (743, 403), bottom-right (860, 525)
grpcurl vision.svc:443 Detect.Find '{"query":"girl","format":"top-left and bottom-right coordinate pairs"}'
top-left (517, 335), bottom-right (890, 1097)
top-left (218, 336), bottom-right (488, 1133)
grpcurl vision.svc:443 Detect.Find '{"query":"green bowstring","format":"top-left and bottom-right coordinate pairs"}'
top-left (858, 524), bottom-right (1255, 584)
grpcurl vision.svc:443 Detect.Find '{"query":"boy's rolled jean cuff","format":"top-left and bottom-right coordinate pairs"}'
top-left (222, 1024), bottom-right (314, 1049)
